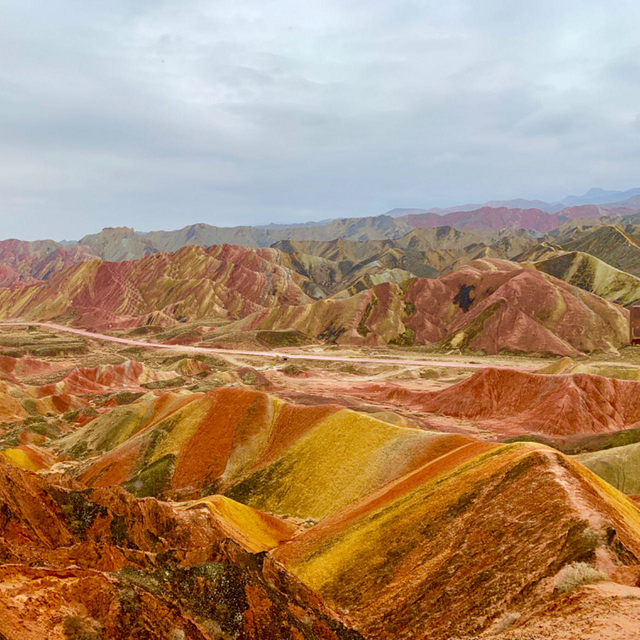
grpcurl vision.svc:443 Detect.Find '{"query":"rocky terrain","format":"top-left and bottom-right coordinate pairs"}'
top-left (0, 317), bottom-right (638, 638)
top-left (218, 257), bottom-right (628, 355)
top-left (0, 338), bottom-right (639, 639)
top-left (3, 193), bottom-right (640, 638)
top-left (0, 245), bottom-right (629, 357)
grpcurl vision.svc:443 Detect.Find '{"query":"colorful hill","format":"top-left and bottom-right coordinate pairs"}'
top-left (355, 367), bottom-right (640, 438)
top-left (0, 357), bottom-right (191, 436)
top-left (33, 360), bottom-right (178, 396)
top-left (0, 461), bottom-right (361, 640)
top-left (3, 379), bottom-right (640, 638)
top-left (575, 443), bottom-right (640, 494)
top-left (0, 238), bottom-right (95, 287)
top-left (271, 443), bottom-right (640, 640)
top-left (0, 243), bottom-right (628, 356)
top-left (0, 244), bottom-right (312, 329)
top-left (219, 258), bottom-right (629, 355)
top-left (562, 225), bottom-right (640, 277)
top-left (187, 495), bottom-right (298, 553)
top-left (532, 249), bottom-right (640, 306)
top-left (60, 387), bottom-right (475, 516)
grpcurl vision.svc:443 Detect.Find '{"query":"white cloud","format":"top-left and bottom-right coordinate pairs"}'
top-left (0, 0), bottom-right (639, 238)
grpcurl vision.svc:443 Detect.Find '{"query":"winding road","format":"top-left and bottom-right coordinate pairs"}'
top-left (0, 321), bottom-right (541, 371)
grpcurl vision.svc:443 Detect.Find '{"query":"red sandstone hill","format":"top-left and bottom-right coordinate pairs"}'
top-left (35, 360), bottom-right (179, 396)
top-left (0, 244), bottom-right (312, 330)
top-left (356, 367), bottom-right (640, 438)
top-left (0, 245), bottom-right (629, 355)
top-left (0, 238), bottom-right (96, 287)
top-left (221, 258), bottom-right (629, 355)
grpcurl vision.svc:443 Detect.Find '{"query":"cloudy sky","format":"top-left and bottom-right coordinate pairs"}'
top-left (1, 0), bottom-right (640, 240)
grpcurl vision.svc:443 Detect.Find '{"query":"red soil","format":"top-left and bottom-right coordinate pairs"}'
top-left (357, 368), bottom-right (640, 437)
top-left (0, 355), bottom-right (63, 382)
top-left (403, 258), bottom-right (628, 356)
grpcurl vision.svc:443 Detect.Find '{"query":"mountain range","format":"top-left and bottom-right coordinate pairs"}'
top-left (1, 182), bottom-right (640, 638)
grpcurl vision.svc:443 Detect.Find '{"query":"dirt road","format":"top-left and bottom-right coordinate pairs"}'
top-left (0, 322), bottom-right (541, 371)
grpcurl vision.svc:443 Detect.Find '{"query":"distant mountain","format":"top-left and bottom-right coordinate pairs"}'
top-left (401, 205), bottom-right (615, 233)
top-left (406, 198), bottom-right (564, 215)
top-left (562, 187), bottom-right (640, 207)
top-left (383, 207), bottom-right (431, 218)
top-left (388, 188), bottom-right (640, 218)
top-left (3, 191), bottom-right (640, 270)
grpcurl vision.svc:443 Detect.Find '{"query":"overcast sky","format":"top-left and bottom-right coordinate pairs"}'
top-left (1, 0), bottom-right (640, 240)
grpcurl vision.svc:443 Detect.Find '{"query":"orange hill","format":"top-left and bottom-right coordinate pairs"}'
top-left (271, 442), bottom-right (640, 639)
top-left (14, 385), bottom-right (640, 639)
top-left (356, 367), bottom-right (640, 437)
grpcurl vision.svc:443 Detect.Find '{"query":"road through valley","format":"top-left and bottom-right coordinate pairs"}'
top-left (0, 322), bottom-right (542, 371)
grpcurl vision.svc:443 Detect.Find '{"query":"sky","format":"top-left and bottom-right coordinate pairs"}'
top-left (1, 0), bottom-right (640, 240)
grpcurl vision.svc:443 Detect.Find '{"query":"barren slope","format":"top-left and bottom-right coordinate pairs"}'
top-left (219, 258), bottom-right (629, 356)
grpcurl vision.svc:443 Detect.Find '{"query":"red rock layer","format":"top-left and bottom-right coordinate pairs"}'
top-left (35, 360), bottom-right (177, 396)
top-left (358, 367), bottom-right (640, 437)
top-left (0, 238), bottom-right (95, 287)
top-left (0, 243), bottom-right (312, 329)
top-left (230, 258), bottom-right (628, 355)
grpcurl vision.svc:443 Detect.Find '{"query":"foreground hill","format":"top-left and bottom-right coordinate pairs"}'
top-left (3, 384), bottom-right (640, 639)
top-left (0, 461), bottom-right (362, 640)
top-left (58, 387), bottom-right (456, 513)
top-left (272, 442), bottom-right (640, 639)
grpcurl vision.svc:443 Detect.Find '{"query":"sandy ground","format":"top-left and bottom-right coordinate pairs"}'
top-left (0, 321), bottom-right (548, 370)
